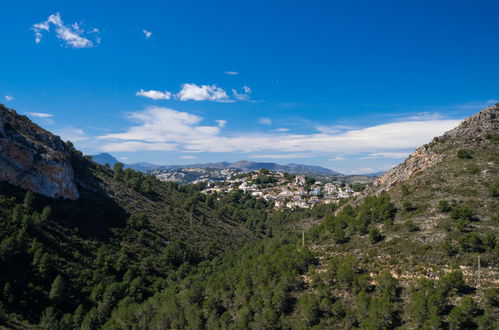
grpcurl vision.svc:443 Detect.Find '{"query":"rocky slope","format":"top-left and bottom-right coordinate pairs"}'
top-left (366, 104), bottom-right (499, 196)
top-left (0, 105), bottom-right (79, 200)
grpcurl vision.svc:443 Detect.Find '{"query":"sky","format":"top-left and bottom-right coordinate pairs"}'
top-left (1, 0), bottom-right (498, 174)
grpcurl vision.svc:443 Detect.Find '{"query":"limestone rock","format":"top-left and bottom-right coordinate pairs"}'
top-left (0, 105), bottom-right (79, 200)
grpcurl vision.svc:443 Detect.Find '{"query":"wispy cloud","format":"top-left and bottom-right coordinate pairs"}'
top-left (269, 128), bottom-right (290, 132)
top-left (329, 155), bottom-right (346, 161)
top-left (363, 152), bottom-right (411, 159)
top-left (176, 83), bottom-right (230, 102)
top-left (143, 29), bottom-right (152, 39)
top-left (32, 12), bottom-right (99, 48)
top-left (136, 89), bottom-right (172, 100)
top-left (232, 86), bottom-right (251, 101)
top-left (4, 95), bottom-right (14, 101)
top-left (250, 153), bottom-right (312, 159)
top-left (101, 141), bottom-right (177, 152)
top-left (135, 84), bottom-right (251, 102)
top-left (180, 155), bottom-right (198, 159)
top-left (406, 112), bottom-right (443, 121)
top-left (259, 117), bottom-right (272, 125)
top-left (25, 112), bottom-right (53, 118)
top-left (215, 120), bottom-right (227, 127)
top-left (98, 107), bottom-right (462, 155)
top-left (54, 126), bottom-right (88, 142)
top-left (225, 71), bottom-right (239, 75)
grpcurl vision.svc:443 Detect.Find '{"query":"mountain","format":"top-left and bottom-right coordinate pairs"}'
top-left (157, 160), bottom-right (340, 176)
top-left (362, 104), bottom-right (498, 198)
top-left (92, 155), bottom-right (341, 176)
top-left (90, 153), bottom-right (160, 172)
top-left (90, 152), bottom-right (119, 167)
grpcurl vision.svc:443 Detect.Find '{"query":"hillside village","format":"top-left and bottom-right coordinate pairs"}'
top-left (151, 167), bottom-right (241, 185)
top-left (200, 170), bottom-right (366, 209)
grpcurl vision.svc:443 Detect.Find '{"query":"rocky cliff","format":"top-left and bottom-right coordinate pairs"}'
top-left (365, 104), bottom-right (499, 196)
top-left (0, 105), bottom-right (79, 199)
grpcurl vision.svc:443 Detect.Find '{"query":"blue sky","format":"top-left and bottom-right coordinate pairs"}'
top-left (1, 0), bottom-right (498, 174)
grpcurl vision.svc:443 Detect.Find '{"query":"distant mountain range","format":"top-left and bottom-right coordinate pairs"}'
top-left (90, 153), bottom-right (343, 176)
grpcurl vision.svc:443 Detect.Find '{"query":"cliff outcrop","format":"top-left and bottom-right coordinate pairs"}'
top-left (0, 105), bottom-right (79, 199)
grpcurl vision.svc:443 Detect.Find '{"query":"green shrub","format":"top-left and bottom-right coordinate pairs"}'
top-left (457, 149), bottom-right (473, 159)
top-left (405, 220), bottom-right (419, 232)
top-left (437, 200), bottom-right (452, 213)
top-left (489, 181), bottom-right (499, 198)
top-left (450, 205), bottom-right (474, 221)
top-left (402, 201), bottom-right (417, 212)
top-left (369, 227), bottom-right (384, 244)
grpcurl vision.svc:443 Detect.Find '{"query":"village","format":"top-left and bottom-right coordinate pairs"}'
top-left (200, 170), bottom-right (364, 209)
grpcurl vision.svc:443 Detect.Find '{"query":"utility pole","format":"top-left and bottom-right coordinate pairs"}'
top-left (302, 230), bottom-right (305, 247)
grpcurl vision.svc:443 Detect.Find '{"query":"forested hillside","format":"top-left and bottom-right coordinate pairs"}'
top-left (102, 106), bottom-right (499, 329)
top-left (0, 105), bottom-right (497, 329)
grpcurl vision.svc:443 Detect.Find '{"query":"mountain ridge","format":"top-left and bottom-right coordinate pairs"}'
top-left (359, 104), bottom-right (499, 199)
top-left (91, 153), bottom-right (342, 176)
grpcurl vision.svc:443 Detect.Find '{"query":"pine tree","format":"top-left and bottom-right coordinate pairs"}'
top-left (39, 307), bottom-right (59, 330)
top-left (23, 191), bottom-right (35, 210)
top-left (49, 275), bottom-right (66, 302)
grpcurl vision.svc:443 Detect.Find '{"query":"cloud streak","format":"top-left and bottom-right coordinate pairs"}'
top-left (32, 12), bottom-right (99, 48)
top-left (135, 84), bottom-right (252, 102)
top-left (259, 117), bottom-right (272, 125)
top-left (25, 112), bottom-right (53, 118)
top-left (98, 107), bottom-right (462, 156)
top-left (176, 83), bottom-right (230, 102)
top-left (136, 89), bottom-right (172, 100)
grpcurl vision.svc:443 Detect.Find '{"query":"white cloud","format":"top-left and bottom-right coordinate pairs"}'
top-left (101, 141), bottom-right (177, 152)
top-left (406, 112), bottom-right (443, 121)
top-left (98, 107), bottom-right (461, 156)
top-left (143, 29), bottom-right (152, 39)
top-left (363, 152), bottom-right (411, 159)
top-left (215, 120), bottom-right (227, 127)
top-left (25, 112), bottom-right (54, 118)
top-left (329, 155), bottom-right (346, 161)
top-left (259, 117), bottom-right (272, 125)
top-left (180, 155), bottom-right (198, 159)
top-left (225, 71), bottom-right (239, 75)
top-left (99, 107), bottom-right (220, 152)
top-left (32, 12), bottom-right (99, 48)
top-left (340, 164), bottom-right (396, 175)
top-left (54, 126), bottom-right (88, 142)
top-left (232, 85), bottom-right (251, 101)
top-left (250, 153), bottom-right (312, 159)
top-left (176, 83), bottom-right (229, 102)
top-left (270, 128), bottom-right (290, 132)
top-left (4, 95), bottom-right (14, 101)
top-left (136, 89), bottom-right (172, 100)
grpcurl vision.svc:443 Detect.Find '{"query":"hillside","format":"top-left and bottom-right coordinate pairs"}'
top-left (0, 105), bottom-right (497, 329)
top-left (102, 106), bottom-right (498, 329)
top-left (0, 106), bottom-right (269, 328)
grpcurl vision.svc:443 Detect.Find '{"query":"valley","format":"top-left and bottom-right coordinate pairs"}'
top-left (0, 104), bottom-right (497, 329)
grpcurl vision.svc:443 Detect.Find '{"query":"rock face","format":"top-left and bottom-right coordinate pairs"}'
top-left (367, 105), bottom-right (499, 195)
top-left (0, 105), bottom-right (79, 200)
